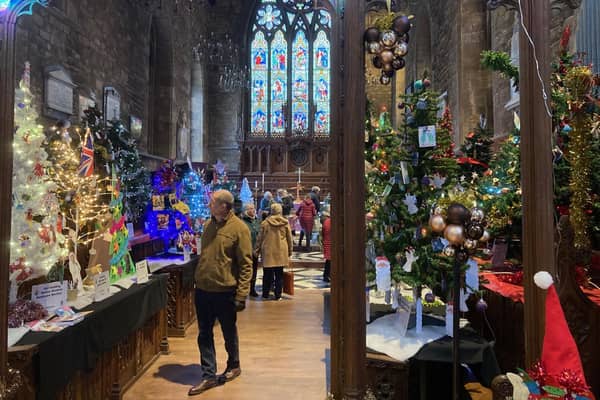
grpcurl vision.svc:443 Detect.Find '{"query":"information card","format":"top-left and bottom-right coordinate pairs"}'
top-left (136, 260), bottom-right (149, 284)
top-left (31, 281), bottom-right (68, 313)
top-left (94, 271), bottom-right (110, 302)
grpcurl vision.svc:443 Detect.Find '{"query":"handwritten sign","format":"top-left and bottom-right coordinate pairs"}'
top-left (136, 260), bottom-right (149, 284)
top-left (31, 281), bottom-right (68, 313)
top-left (94, 271), bottom-right (110, 302)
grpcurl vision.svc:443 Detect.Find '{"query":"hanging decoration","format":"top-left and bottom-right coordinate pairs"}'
top-left (363, 12), bottom-right (411, 85)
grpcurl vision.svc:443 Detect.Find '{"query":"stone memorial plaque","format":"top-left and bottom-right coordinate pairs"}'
top-left (103, 86), bottom-right (120, 122)
top-left (44, 66), bottom-right (76, 116)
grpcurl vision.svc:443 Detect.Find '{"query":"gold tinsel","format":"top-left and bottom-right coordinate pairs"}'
top-left (566, 67), bottom-right (594, 249)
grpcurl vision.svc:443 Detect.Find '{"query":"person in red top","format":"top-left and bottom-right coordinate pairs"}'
top-left (321, 210), bottom-right (331, 282)
top-left (296, 194), bottom-right (316, 251)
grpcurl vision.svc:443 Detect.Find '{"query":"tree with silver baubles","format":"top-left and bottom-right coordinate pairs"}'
top-left (364, 14), bottom-right (411, 85)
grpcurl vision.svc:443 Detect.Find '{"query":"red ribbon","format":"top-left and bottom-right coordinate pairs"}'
top-left (456, 157), bottom-right (489, 169)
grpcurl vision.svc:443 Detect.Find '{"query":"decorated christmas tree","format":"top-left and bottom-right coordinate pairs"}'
top-left (458, 115), bottom-right (493, 176)
top-left (181, 168), bottom-right (211, 232)
top-left (366, 87), bottom-right (459, 294)
top-left (105, 121), bottom-right (151, 222)
top-left (45, 127), bottom-right (111, 258)
top-left (10, 63), bottom-right (67, 284)
top-left (477, 117), bottom-right (522, 238)
top-left (240, 178), bottom-right (254, 206)
top-left (108, 169), bottom-right (135, 283)
top-left (146, 160), bottom-right (192, 248)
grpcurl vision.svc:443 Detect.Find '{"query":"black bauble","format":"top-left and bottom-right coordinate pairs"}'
top-left (372, 55), bottom-right (383, 69)
top-left (392, 57), bottom-right (405, 70)
top-left (364, 27), bottom-right (380, 43)
top-left (446, 203), bottom-right (471, 225)
top-left (392, 15), bottom-right (411, 34)
top-left (456, 248), bottom-right (469, 263)
top-left (466, 223), bottom-right (484, 240)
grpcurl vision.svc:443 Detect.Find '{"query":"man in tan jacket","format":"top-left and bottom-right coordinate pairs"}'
top-left (189, 190), bottom-right (253, 396)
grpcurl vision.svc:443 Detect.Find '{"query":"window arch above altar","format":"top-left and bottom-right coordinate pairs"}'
top-left (249, 0), bottom-right (332, 139)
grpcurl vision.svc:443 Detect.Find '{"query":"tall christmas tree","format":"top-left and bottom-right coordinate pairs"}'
top-left (105, 121), bottom-right (151, 222)
top-left (108, 169), bottom-right (135, 283)
top-left (366, 88), bottom-right (459, 294)
top-left (10, 63), bottom-right (67, 283)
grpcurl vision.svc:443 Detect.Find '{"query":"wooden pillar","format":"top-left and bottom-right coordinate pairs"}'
top-left (518, 0), bottom-right (554, 366)
top-left (330, 0), bottom-right (366, 398)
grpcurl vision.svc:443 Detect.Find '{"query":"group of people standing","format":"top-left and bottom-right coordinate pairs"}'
top-left (189, 187), bottom-right (331, 396)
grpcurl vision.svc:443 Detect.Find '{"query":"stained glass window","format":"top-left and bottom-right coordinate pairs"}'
top-left (249, 1), bottom-right (332, 138)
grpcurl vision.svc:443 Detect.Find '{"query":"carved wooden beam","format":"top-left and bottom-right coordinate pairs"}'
top-left (487, 0), bottom-right (581, 10)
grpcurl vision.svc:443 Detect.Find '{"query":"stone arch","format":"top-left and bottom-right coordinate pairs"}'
top-left (148, 15), bottom-right (174, 158)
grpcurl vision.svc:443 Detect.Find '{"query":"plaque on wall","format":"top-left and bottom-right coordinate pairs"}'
top-left (103, 87), bottom-right (120, 122)
top-left (44, 66), bottom-right (76, 117)
top-left (130, 115), bottom-right (142, 139)
top-left (79, 94), bottom-right (95, 120)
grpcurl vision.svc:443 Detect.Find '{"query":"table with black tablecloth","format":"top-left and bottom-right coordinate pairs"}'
top-left (9, 274), bottom-right (168, 400)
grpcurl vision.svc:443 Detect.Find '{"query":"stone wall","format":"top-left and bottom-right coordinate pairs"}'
top-left (14, 0), bottom-right (201, 169)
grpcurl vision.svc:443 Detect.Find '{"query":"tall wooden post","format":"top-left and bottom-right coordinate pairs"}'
top-left (330, 0), bottom-right (366, 398)
top-left (0, 1), bottom-right (49, 394)
top-left (518, 0), bottom-right (554, 366)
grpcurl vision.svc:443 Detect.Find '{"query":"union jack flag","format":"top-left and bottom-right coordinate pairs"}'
top-left (78, 129), bottom-right (94, 177)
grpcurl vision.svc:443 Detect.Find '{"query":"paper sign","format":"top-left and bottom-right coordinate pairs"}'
top-left (418, 125), bottom-right (437, 148)
top-left (126, 223), bottom-right (134, 237)
top-left (445, 303), bottom-right (454, 337)
top-left (94, 271), bottom-right (110, 302)
top-left (31, 281), bottom-right (68, 313)
top-left (136, 260), bottom-right (149, 284)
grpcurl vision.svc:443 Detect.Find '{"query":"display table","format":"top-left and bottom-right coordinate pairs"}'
top-left (151, 254), bottom-right (198, 337)
top-left (8, 275), bottom-right (169, 400)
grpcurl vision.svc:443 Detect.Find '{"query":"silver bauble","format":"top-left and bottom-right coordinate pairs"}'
top-left (463, 239), bottom-right (478, 250)
top-left (433, 206), bottom-right (443, 215)
top-left (480, 230), bottom-right (491, 242)
top-left (444, 224), bottom-right (465, 245)
top-left (367, 42), bottom-right (382, 54)
top-left (379, 30), bottom-right (398, 48)
top-left (429, 214), bottom-right (446, 233)
top-left (470, 208), bottom-right (485, 222)
top-left (379, 74), bottom-right (391, 85)
top-left (393, 41), bottom-right (408, 57)
top-left (443, 246), bottom-right (456, 257)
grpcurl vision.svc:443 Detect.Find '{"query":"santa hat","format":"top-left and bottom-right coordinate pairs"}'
top-left (533, 271), bottom-right (587, 384)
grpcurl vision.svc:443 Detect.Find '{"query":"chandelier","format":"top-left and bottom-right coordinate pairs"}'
top-left (193, 32), bottom-right (249, 92)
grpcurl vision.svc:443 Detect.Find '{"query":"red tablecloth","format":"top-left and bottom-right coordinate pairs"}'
top-left (481, 272), bottom-right (600, 307)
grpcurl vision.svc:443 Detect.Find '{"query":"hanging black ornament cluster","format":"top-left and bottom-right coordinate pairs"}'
top-left (430, 203), bottom-right (490, 264)
top-left (364, 15), bottom-right (411, 85)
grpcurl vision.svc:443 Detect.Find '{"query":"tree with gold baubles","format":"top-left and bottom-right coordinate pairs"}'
top-left (10, 63), bottom-right (67, 284)
top-left (365, 83), bottom-right (459, 294)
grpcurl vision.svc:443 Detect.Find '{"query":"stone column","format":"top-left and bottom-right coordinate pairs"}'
top-left (191, 62), bottom-right (204, 162)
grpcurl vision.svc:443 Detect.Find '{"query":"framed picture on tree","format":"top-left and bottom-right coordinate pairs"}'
top-left (130, 115), bottom-right (142, 139)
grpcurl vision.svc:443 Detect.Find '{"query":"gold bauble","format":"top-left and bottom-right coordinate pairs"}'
top-left (429, 214), bottom-right (446, 233)
top-left (444, 224), bottom-right (465, 245)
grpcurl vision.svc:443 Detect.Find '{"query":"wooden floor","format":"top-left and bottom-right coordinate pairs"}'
top-left (124, 289), bottom-right (330, 400)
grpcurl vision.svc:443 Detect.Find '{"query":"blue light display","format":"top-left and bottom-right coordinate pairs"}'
top-left (0, 0), bottom-right (10, 11)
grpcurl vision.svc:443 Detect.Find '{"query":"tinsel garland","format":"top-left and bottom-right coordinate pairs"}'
top-left (566, 66), bottom-right (594, 249)
top-left (525, 361), bottom-right (592, 399)
top-left (8, 299), bottom-right (48, 328)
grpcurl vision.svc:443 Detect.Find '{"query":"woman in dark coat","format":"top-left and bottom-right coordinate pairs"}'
top-left (321, 210), bottom-right (331, 282)
top-left (296, 195), bottom-right (316, 250)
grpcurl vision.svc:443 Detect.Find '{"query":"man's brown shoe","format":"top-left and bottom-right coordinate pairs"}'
top-left (217, 367), bottom-right (241, 383)
top-left (188, 378), bottom-right (219, 396)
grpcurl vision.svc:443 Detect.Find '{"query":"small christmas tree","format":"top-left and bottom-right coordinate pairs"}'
top-left (181, 168), bottom-right (211, 231)
top-left (458, 115), bottom-right (493, 176)
top-left (105, 121), bottom-right (151, 222)
top-left (10, 63), bottom-right (67, 283)
top-left (240, 178), bottom-right (254, 206)
top-left (108, 169), bottom-right (135, 283)
top-left (209, 159), bottom-right (236, 193)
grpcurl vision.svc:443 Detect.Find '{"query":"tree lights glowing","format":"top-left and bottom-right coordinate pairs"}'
top-left (10, 65), bottom-right (67, 283)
